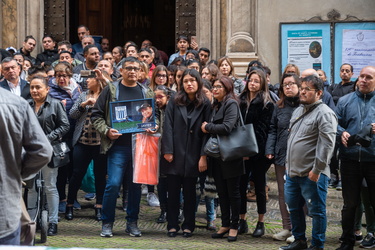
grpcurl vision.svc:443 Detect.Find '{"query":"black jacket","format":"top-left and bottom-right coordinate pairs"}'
top-left (28, 95), bottom-right (70, 142)
top-left (161, 96), bottom-right (211, 177)
top-left (36, 49), bottom-right (59, 66)
top-left (0, 78), bottom-right (31, 100)
top-left (240, 94), bottom-right (275, 158)
top-left (265, 96), bottom-right (299, 166)
top-left (205, 98), bottom-right (245, 179)
top-left (327, 81), bottom-right (355, 105)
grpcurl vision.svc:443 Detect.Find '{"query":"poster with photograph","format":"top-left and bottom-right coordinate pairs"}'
top-left (110, 98), bottom-right (156, 134)
top-left (287, 30), bottom-right (323, 72)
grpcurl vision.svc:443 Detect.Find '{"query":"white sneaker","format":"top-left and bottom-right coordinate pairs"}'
top-left (273, 229), bottom-right (292, 241)
top-left (286, 235), bottom-right (295, 244)
top-left (141, 185), bottom-right (148, 195)
top-left (147, 192), bottom-right (160, 207)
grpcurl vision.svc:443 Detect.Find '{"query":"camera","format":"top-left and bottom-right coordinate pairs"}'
top-left (80, 70), bottom-right (96, 78)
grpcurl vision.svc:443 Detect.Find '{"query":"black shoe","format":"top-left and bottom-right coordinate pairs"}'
top-left (336, 242), bottom-right (354, 250)
top-left (182, 230), bottom-right (192, 238)
top-left (238, 219), bottom-right (249, 234)
top-left (95, 207), bottom-right (102, 221)
top-left (279, 239), bottom-right (308, 250)
top-left (167, 229), bottom-right (178, 237)
top-left (47, 223), bottom-right (58, 236)
top-left (252, 221), bottom-right (265, 238)
top-left (227, 230), bottom-right (238, 242)
top-left (65, 206), bottom-right (73, 220)
top-left (157, 211), bottom-right (167, 223)
top-left (211, 229), bottom-right (230, 239)
top-left (126, 221), bottom-right (142, 237)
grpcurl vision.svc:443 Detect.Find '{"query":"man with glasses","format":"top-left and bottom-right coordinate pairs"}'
top-left (0, 57), bottom-right (31, 99)
top-left (91, 57), bottom-right (154, 238)
top-left (336, 66), bottom-right (375, 250)
top-left (280, 75), bottom-right (337, 250)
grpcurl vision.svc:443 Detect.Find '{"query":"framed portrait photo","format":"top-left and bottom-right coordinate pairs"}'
top-left (109, 98), bottom-right (156, 134)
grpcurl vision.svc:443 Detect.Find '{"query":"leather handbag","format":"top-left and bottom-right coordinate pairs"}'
top-left (204, 136), bottom-right (221, 158)
top-left (217, 109), bottom-right (258, 161)
top-left (48, 140), bottom-right (70, 168)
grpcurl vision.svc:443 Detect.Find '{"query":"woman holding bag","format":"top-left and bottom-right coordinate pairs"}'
top-left (162, 69), bottom-right (211, 237)
top-left (28, 76), bottom-right (70, 236)
top-left (238, 69), bottom-right (275, 237)
top-left (201, 76), bottom-right (245, 242)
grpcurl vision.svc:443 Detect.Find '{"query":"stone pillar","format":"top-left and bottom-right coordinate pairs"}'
top-left (225, 0), bottom-right (258, 77)
top-left (0, 0), bottom-right (44, 55)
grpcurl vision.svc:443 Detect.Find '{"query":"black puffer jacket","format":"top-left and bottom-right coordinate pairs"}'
top-left (265, 96), bottom-right (299, 166)
top-left (240, 94), bottom-right (274, 158)
top-left (36, 49), bottom-right (59, 66)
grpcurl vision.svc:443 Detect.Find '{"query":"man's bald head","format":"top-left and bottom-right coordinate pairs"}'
top-left (301, 68), bottom-right (319, 78)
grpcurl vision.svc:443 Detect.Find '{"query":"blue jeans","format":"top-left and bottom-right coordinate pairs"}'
top-left (285, 173), bottom-right (329, 248)
top-left (101, 145), bottom-right (141, 223)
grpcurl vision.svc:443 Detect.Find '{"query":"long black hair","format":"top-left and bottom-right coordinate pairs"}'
top-left (174, 69), bottom-right (207, 107)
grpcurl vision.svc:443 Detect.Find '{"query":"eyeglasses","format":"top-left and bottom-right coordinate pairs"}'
top-left (55, 74), bottom-right (68, 78)
top-left (124, 66), bottom-right (140, 72)
top-left (340, 69), bottom-right (351, 73)
top-left (212, 85), bottom-right (224, 90)
top-left (156, 74), bottom-right (167, 78)
top-left (300, 86), bottom-right (317, 92)
top-left (282, 82), bottom-right (296, 88)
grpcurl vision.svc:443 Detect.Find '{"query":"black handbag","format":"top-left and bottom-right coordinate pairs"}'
top-left (204, 136), bottom-right (221, 158)
top-left (48, 140), bottom-right (70, 168)
top-left (217, 108), bottom-right (258, 161)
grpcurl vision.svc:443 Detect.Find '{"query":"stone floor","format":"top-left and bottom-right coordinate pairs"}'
top-left (35, 165), bottom-right (364, 249)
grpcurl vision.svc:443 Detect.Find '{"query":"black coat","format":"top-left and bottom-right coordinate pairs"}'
top-left (240, 94), bottom-right (274, 158)
top-left (161, 96), bottom-right (211, 177)
top-left (265, 96), bottom-right (299, 166)
top-left (36, 49), bottom-right (59, 66)
top-left (205, 98), bottom-right (245, 179)
top-left (0, 78), bottom-right (31, 100)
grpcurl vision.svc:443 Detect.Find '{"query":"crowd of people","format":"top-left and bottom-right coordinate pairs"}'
top-left (0, 24), bottom-right (375, 250)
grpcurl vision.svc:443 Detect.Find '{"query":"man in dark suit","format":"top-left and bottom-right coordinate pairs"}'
top-left (0, 57), bottom-right (31, 99)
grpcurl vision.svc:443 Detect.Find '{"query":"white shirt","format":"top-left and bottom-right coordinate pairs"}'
top-left (7, 78), bottom-right (21, 96)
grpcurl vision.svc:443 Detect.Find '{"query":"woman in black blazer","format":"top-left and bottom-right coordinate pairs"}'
top-left (162, 69), bottom-right (211, 237)
top-left (201, 76), bottom-right (245, 242)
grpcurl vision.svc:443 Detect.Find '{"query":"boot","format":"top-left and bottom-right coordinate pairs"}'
top-left (65, 206), bottom-right (73, 220)
top-left (157, 203), bottom-right (167, 223)
top-left (252, 221), bottom-right (265, 237)
top-left (238, 219), bottom-right (249, 234)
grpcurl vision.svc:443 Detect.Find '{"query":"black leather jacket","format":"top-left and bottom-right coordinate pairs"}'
top-left (28, 95), bottom-right (70, 142)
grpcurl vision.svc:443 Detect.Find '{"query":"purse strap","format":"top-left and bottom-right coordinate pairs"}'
top-left (289, 102), bottom-right (322, 132)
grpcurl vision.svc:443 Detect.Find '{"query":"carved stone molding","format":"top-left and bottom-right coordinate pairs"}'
top-left (305, 9), bottom-right (362, 22)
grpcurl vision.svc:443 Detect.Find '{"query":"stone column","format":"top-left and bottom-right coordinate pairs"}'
top-left (226, 0), bottom-right (258, 77)
top-left (1, 0), bottom-right (18, 48)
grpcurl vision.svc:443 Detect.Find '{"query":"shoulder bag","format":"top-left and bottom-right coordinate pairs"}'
top-left (217, 105), bottom-right (258, 161)
top-left (48, 139), bottom-right (70, 168)
top-left (204, 108), bottom-right (221, 158)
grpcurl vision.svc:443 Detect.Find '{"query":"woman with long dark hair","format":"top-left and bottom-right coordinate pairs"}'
top-left (238, 69), bottom-right (275, 238)
top-left (201, 76), bottom-right (245, 242)
top-left (265, 73), bottom-right (300, 241)
top-left (162, 69), bottom-right (211, 237)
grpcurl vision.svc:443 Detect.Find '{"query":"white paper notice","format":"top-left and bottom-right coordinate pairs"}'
top-left (342, 29), bottom-right (375, 78)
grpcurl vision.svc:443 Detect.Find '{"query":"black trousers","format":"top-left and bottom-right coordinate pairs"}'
top-left (212, 159), bottom-right (241, 229)
top-left (240, 156), bottom-right (268, 215)
top-left (166, 174), bottom-right (197, 232)
top-left (67, 143), bottom-right (107, 205)
top-left (340, 158), bottom-right (375, 246)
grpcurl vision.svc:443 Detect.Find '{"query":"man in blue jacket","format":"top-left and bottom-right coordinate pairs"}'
top-left (336, 66), bottom-right (375, 250)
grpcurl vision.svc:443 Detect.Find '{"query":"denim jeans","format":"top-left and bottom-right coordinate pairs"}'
top-left (101, 145), bottom-right (141, 223)
top-left (196, 195), bottom-right (215, 222)
top-left (0, 223), bottom-right (20, 245)
top-left (340, 159), bottom-right (375, 245)
top-left (285, 173), bottom-right (329, 248)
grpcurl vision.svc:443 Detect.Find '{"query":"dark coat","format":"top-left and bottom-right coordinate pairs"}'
top-left (0, 78), bottom-right (31, 100)
top-left (205, 98), bottom-right (245, 179)
top-left (36, 49), bottom-right (59, 66)
top-left (28, 95), bottom-right (70, 142)
top-left (240, 94), bottom-right (275, 158)
top-left (161, 96), bottom-right (211, 177)
top-left (265, 96), bottom-right (299, 166)
top-left (327, 81), bottom-right (355, 105)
